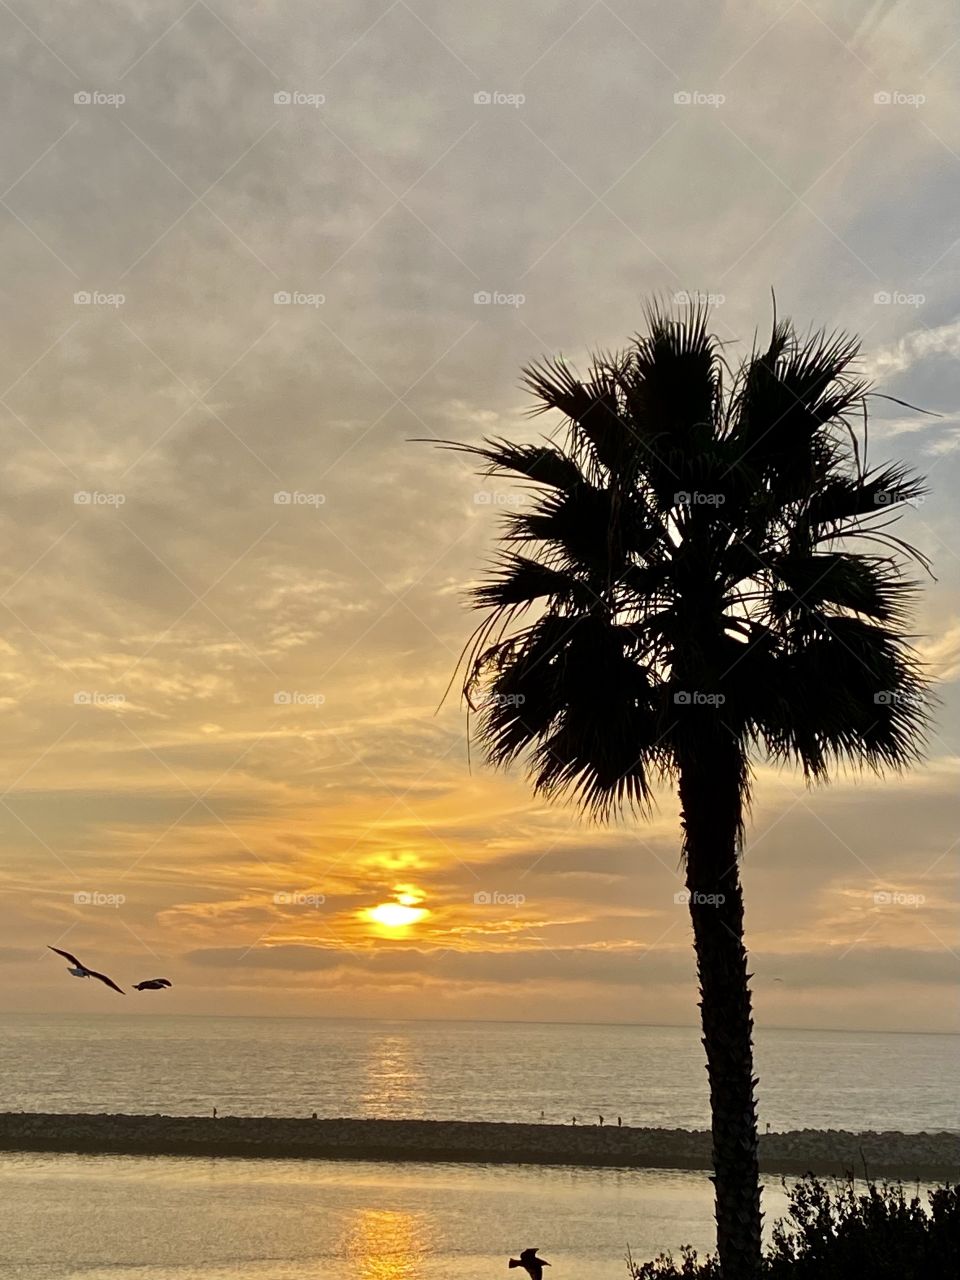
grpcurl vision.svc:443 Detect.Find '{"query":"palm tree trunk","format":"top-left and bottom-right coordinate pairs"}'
top-left (678, 753), bottom-right (762, 1280)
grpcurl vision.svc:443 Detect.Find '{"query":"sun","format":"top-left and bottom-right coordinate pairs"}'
top-left (364, 887), bottom-right (429, 930)
top-left (367, 902), bottom-right (427, 928)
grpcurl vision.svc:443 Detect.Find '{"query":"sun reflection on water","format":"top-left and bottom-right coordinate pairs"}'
top-left (344, 1207), bottom-right (429, 1280)
top-left (360, 1033), bottom-right (425, 1116)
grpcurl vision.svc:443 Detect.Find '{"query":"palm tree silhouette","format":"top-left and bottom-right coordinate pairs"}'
top-left (438, 303), bottom-right (930, 1279)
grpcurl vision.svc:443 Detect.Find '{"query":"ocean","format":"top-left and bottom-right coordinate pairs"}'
top-left (1, 1014), bottom-right (957, 1131)
top-left (1, 1016), bottom-right (955, 1279)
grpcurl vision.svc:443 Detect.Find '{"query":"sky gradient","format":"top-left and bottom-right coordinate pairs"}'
top-left (1, 0), bottom-right (958, 1030)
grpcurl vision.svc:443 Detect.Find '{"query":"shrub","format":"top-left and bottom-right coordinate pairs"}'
top-left (628, 1176), bottom-right (960, 1279)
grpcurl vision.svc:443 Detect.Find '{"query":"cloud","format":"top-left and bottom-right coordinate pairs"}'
top-left (865, 320), bottom-right (960, 381)
top-left (0, 947), bottom-right (42, 965)
top-left (2, 0), bottom-right (959, 1030)
top-left (919, 620), bottom-right (960, 681)
top-left (184, 938), bottom-right (958, 991)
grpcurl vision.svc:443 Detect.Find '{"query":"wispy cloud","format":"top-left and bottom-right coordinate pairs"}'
top-left (1, 0), bottom-right (958, 1030)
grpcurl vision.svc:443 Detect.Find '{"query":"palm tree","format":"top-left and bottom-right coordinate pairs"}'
top-left (437, 304), bottom-right (930, 1280)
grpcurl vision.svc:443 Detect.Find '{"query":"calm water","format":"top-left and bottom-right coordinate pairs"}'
top-left (0, 1151), bottom-right (793, 1280)
top-left (1, 1016), bottom-right (954, 1278)
top-left (1, 1014), bottom-right (957, 1132)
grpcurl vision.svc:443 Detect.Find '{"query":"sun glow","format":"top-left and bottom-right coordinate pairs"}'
top-left (368, 902), bottom-right (426, 927)
top-left (365, 892), bottom-right (429, 929)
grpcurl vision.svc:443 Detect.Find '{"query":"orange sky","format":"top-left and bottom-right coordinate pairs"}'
top-left (1, 0), bottom-right (958, 1030)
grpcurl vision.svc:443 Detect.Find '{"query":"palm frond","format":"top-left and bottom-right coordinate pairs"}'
top-left (729, 324), bottom-right (867, 494)
top-left (471, 553), bottom-right (595, 613)
top-left (765, 552), bottom-right (918, 623)
top-left (431, 436), bottom-right (586, 491)
top-left (435, 301), bottom-right (932, 819)
top-left (757, 617), bottom-right (929, 776)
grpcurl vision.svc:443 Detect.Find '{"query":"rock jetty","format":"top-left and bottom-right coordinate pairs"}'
top-left (1, 1113), bottom-right (957, 1179)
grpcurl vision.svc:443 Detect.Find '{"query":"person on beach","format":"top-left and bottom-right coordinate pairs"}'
top-left (617, 1116), bottom-right (622, 1127)
top-left (571, 1116), bottom-right (577, 1125)
top-left (598, 1114), bottom-right (604, 1126)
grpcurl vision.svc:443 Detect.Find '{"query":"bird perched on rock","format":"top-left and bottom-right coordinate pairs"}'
top-left (509, 1248), bottom-right (551, 1279)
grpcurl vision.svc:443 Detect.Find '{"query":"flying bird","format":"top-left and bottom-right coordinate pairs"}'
top-left (509, 1249), bottom-right (551, 1279)
top-left (132, 978), bottom-right (172, 991)
top-left (47, 946), bottom-right (124, 994)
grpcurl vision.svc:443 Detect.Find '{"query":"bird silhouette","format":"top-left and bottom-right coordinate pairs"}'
top-left (132, 978), bottom-right (172, 991)
top-left (48, 946), bottom-right (124, 994)
top-left (509, 1248), bottom-right (551, 1279)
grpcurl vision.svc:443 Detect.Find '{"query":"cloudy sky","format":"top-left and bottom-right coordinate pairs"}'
top-left (1, 0), bottom-right (958, 1031)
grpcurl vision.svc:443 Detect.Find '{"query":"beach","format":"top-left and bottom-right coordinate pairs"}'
top-left (2, 1112), bottom-right (957, 1179)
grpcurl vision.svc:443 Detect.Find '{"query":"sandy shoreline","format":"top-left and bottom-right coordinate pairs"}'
top-left (1, 1113), bottom-right (957, 1179)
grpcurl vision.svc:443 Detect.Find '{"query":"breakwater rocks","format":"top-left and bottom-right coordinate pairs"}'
top-left (0, 1113), bottom-right (957, 1179)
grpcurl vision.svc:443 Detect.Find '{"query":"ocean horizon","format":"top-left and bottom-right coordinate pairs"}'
top-left (7, 1008), bottom-right (958, 1034)
top-left (3, 1014), bottom-right (957, 1134)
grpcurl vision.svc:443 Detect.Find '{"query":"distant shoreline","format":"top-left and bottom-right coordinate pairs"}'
top-left (1, 1114), bottom-right (957, 1179)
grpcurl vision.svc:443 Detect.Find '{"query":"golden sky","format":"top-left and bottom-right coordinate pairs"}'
top-left (1, 0), bottom-right (958, 1030)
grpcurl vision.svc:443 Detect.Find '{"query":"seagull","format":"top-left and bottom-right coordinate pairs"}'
top-left (132, 978), bottom-right (172, 991)
top-left (509, 1249), bottom-right (551, 1279)
top-left (47, 946), bottom-right (124, 994)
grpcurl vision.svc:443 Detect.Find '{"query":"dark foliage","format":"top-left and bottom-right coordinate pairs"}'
top-left (627, 1176), bottom-right (960, 1279)
top-left (438, 302), bottom-right (930, 820)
